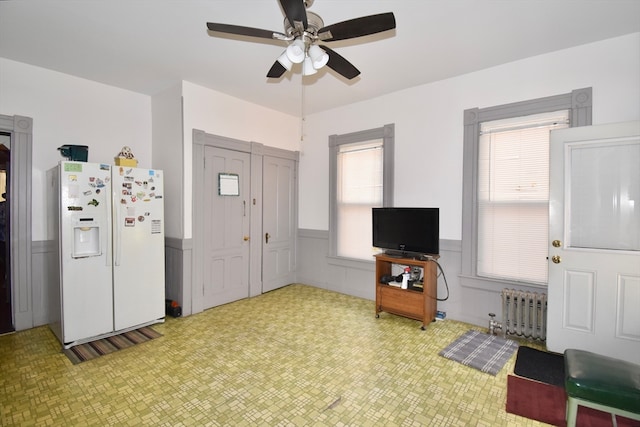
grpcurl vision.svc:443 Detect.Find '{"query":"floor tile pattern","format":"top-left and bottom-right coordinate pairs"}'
top-left (0, 284), bottom-right (548, 426)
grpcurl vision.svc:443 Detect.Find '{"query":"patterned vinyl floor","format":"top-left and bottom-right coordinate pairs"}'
top-left (0, 284), bottom-right (548, 426)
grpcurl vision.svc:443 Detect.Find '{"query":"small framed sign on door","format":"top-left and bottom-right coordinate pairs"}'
top-left (218, 173), bottom-right (239, 196)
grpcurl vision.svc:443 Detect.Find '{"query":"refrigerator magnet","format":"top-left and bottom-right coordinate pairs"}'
top-left (68, 184), bottom-right (80, 198)
top-left (124, 217), bottom-right (135, 227)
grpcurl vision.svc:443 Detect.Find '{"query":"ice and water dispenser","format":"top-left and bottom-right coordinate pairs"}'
top-left (72, 219), bottom-right (101, 258)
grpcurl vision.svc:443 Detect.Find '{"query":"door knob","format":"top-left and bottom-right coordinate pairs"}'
top-left (551, 255), bottom-right (561, 264)
top-left (243, 236), bottom-right (250, 241)
top-left (552, 240), bottom-right (562, 248)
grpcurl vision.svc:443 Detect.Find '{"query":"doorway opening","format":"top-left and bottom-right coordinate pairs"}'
top-left (0, 132), bottom-right (12, 335)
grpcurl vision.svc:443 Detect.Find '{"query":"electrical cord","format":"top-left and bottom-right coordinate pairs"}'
top-left (433, 259), bottom-right (450, 301)
top-left (417, 258), bottom-right (449, 301)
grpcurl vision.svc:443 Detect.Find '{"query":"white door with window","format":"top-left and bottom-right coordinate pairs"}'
top-left (202, 146), bottom-right (251, 309)
top-left (262, 155), bottom-right (296, 293)
top-left (547, 121), bottom-right (640, 364)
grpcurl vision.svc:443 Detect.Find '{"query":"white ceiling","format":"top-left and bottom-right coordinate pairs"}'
top-left (1, 1), bottom-right (639, 117)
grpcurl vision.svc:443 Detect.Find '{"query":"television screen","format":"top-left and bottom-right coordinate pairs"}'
top-left (372, 207), bottom-right (439, 256)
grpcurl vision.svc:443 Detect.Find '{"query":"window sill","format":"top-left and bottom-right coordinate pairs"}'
top-left (459, 274), bottom-right (547, 293)
top-left (327, 255), bottom-right (375, 271)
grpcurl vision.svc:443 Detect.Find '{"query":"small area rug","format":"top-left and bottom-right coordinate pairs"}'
top-left (439, 329), bottom-right (518, 375)
top-left (63, 326), bottom-right (162, 364)
top-left (514, 345), bottom-right (565, 386)
top-left (507, 346), bottom-right (638, 426)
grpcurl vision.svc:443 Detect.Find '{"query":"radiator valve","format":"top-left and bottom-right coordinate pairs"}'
top-left (488, 312), bottom-right (502, 336)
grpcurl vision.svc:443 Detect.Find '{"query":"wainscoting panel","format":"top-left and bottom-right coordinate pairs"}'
top-left (164, 237), bottom-right (192, 316)
top-left (31, 240), bottom-right (56, 328)
top-left (295, 229), bottom-right (496, 327)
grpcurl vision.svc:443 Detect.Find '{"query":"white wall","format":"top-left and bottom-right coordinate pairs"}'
top-left (180, 81), bottom-right (300, 239)
top-left (299, 33), bottom-right (640, 239)
top-left (151, 83), bottom-right (183, 239)
top-left (0, 58), bottom-right (152, 241)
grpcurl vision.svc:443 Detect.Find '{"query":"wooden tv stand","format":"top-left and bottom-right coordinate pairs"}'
top-left (374, 253), bottom-right (438, 330)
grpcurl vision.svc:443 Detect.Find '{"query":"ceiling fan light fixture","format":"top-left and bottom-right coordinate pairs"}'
top-left (276, 50), bottom-right (293, 71)
top-left (302, 56), bottom-right (318, 76)
top-left (308, 44), bottom-right (329, 69)
top-left (286, 39), bottom-right (306, 63)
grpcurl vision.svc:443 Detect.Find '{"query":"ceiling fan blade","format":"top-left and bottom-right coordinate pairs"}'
top-left (267, 61), bottom-right (288, 79)
top-left (279, 0), bottom-right (308, 30)
top-left (320, 46), bottom-right (360, 80)
top-left (318, 12), bottom-right (396, 42)
top-left (207, 22), bottom-right (282, 40)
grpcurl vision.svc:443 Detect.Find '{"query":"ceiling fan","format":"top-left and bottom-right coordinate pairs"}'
top-left (206, 0), bottom-right (396, 80)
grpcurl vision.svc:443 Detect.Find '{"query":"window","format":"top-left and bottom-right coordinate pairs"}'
top-left (329, 124), bottom-right (394, 262)
top-left (461, 88), bottom-right (592, 289)
top-left (478, 110), bottom-right (569, 284)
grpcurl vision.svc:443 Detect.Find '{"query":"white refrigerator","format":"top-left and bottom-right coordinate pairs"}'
top-left (48, 161), bottom-right (165, 348)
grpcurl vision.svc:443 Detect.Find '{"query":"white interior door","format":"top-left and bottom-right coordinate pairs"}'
top-left (262, 155), bottom-right (296, 293)
top-left (202, 146), bottom-right (251, 309)
top-left (547, 121), bottom-right (640, 364)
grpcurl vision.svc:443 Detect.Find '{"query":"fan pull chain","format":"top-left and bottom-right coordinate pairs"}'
top-left (300, 78), bottom-right (306, 142)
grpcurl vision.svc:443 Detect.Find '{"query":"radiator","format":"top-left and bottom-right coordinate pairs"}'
top-left (501, 288), bottom-right (547, 340)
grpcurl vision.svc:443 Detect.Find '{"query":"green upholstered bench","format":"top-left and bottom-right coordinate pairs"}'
top-left (564, 349), bottom-right (640, 427)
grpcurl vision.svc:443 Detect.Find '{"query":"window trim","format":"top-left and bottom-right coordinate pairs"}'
top-left (328, 123), bottom-right (394, 265)
top-left (461, 88), bottom-right (592, 290)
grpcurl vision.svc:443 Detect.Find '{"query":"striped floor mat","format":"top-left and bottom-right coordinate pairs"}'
top-left (63, 327), bottom-right (162, 364)
top-left (439, 329), bottom-right (518, 375)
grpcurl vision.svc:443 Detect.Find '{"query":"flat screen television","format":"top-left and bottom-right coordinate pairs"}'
top-left (372, 207), bottom-right (439, 257)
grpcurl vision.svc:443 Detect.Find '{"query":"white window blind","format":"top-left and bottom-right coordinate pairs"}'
top-left (336, 140), bottom-right (383, 259)
top-left (477, 110), bottom-right (569, 284)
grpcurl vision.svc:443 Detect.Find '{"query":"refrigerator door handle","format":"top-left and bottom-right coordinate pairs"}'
top-left (106, 212), bottom-right (112, 267)
top-left (114, 204), bottom-right (121, 267)
top-left (106, 181), bottom-right (113, 268)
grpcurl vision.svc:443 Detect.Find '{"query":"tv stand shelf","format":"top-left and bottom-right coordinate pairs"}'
top-left (374, 253), bottom-right (438, 330)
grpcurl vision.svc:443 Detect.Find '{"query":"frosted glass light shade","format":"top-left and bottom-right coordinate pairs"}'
top-left (276, 50), bottom-right (293, 70)
top-left (302, 57), bottom-right (317, 76)
top-left (308, 45), bottom-right (329, 69)
top-left (286, 39), bottom-right (305, 64)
